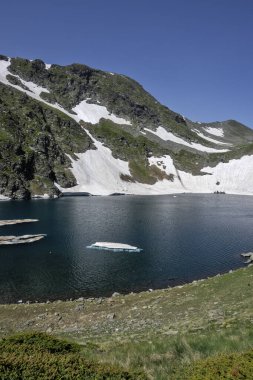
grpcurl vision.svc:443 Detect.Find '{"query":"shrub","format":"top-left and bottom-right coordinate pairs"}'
top-left (175, 349), bottom-right (253, 380)
top-left (0, 332), bottom-right (146, 379)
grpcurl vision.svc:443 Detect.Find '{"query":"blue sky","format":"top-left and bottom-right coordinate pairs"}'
top-left (1, 0), bottom-right (252, 127)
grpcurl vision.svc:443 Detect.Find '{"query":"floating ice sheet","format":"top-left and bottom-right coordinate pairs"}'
top-left (0, 234), bottom-right (46, 245)
top-left (0, 219), bottom-right (38, 227)
top-left (87, 242), bottom-right (142, 252)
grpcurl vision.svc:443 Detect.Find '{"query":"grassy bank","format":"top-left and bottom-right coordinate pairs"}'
top-left (1, 266), bottom-right (253, 379)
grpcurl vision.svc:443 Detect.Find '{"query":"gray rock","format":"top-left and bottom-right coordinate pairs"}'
top-left (75, 304), bottom-right (84, 312)
top-left (112, 292), bottom-right (120, 297)
top-left (107, 313), bottom-right (116, 321)
top-left (76, 297), bottom-right (84, 302)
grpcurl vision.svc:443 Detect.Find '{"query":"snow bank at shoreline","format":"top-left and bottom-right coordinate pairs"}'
top-left (57, 141), bottom-right (253, 196)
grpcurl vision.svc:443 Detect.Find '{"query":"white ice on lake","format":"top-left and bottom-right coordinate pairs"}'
top-left (87, 242), bottom-right (142, 252)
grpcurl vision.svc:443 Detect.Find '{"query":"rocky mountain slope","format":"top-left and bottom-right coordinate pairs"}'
top-left (0, 54), bottom-right (253, 199)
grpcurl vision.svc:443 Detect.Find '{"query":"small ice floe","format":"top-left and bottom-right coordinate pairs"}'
top-left (0, 234), bottom-right (46, 245)
top-left (0, 219), bottom-right (38, 227)
top-left (87, 242), bottom-right (142, 252)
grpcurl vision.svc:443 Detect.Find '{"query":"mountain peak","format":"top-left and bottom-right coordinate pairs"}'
top-left (0, 54), bottom-right (253, 199)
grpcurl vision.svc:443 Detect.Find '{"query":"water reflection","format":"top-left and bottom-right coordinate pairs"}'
top-left (0, 194), bottom-right (253, 303)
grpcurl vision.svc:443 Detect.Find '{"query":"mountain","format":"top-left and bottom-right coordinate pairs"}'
top-left (0, 54), bottom-right (253, 199)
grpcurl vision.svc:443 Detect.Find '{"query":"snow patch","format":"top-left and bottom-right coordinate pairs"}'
top-left (0, 58), bottom-right (12, 85)
top-left (179, 155), bottom-right (253, 195)
top-left (72, 100), bottom-right (131, 125)
top-left (204, 126), bottom-right (224, 137)
top-left (0, 59), bottom-right (131, 126)
top-left (192, 129), bottom-right (231, 146)
top-left (45, 63), bottom-right (51, 70)
top-left (0, 58), bottom-right (51, 99)
top-left (144, 127), bottom-right (229, 153)
top-left (0, 194), bottom-right (10, 200)
top-left (143, 154), bottom-right (253, 195)
top-left (148, 155), bottom-right (176, 175)
top-left (1, 58), bottom-right (252, 197)
top-left (32, 193), bottom-right (51, 199)
top-left (56, 141), bottom-right (253, 196)
top-left (55, 129), bottom-right (131, 196)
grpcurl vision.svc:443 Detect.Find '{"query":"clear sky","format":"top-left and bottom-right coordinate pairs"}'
top-left (1, 0), bottom-right (252, 127)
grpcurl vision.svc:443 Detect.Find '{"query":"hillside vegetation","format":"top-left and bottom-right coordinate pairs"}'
top-left (0, 83), bottom-right (93, 199)
top-left (1, 54), bottom-right (253, 198)
top-left (1, 266), bottom-right (253, 379)
top-left (0, 332), bottom-right (145, 379)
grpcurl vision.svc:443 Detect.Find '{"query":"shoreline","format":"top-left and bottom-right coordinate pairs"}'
top-left (0, 266), bottom-right (244, 307)
top-left (0, 265), bottom-right (252, 344)
top-left (1, 191), bottom-right (253, 201)
top-left (1, 265), bottom-right (252, 379)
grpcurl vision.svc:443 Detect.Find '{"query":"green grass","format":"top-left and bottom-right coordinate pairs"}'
top-left (1, 267), bottom-right (253, 379)
top-left (2, 324), bottom-right (252, 379)
top-left (0, 81), bottom-right (92, 198)
top-left (86, 120), bottom-right (176, 184)
top-left (0, 130), bottom-right (13, 144)
top-left (9, 56), bottom-right (219, 148)
top-left (29, 176), bottom-right (55, 195)
top-left (80, 322), bottom-right (253, 380)
top-left (2, 56), bottom-right (253, 199)
top-left (175, 349), bottom-right (253, 379)
top-left (0, 332), bottom-right (146, 379)
top-left (87, 119), bottom-right (252, 179)
top-left (128, 159), bottom-right (173, 184)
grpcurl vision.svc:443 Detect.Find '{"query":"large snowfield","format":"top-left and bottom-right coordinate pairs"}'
top-left (57, 136), bottom-right (253, 196)
top-left (1, 57), bottom-right (253, 197)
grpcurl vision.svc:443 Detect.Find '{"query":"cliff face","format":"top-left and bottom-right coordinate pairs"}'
top-left (0, 82), bottom-right (94, 199)
top-left (0, 54), bottom-right (253, 199)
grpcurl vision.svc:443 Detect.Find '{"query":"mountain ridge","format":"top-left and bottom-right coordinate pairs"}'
top-left (0, 54), bottom-right (253, 199)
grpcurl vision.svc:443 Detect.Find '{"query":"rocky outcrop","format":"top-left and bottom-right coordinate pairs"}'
top-left (0, 83), bottom-right (93, 199)
top-left (1, 54), bottom-right (253, 198)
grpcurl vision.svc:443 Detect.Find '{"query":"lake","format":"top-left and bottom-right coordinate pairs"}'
top-left (0, 194), bottom-right (252, 303)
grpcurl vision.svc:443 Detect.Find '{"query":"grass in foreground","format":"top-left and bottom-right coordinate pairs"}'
top-left (1, 266), bottom-right (253, 379)
top-left (81, 322), bottom-right (253, 379)
top-left (1, 328), bottom-right (253, 379)
top-left (0, 332), bottom-right (146, 379)
top-left (175, 349), bottom-right (253, 379)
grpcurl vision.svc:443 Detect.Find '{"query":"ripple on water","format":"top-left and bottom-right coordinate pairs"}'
top-left (0, 194), bottom-right (252, 303)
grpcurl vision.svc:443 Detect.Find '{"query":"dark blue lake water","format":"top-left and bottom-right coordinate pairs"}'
top-left (0, 194), bottom-right (252, 303)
